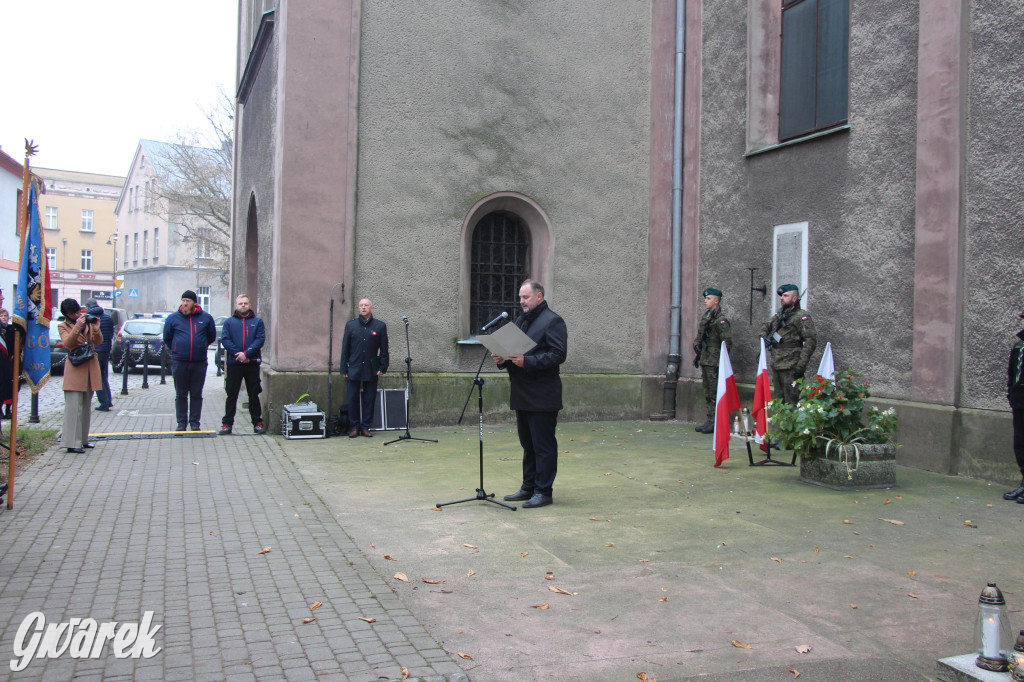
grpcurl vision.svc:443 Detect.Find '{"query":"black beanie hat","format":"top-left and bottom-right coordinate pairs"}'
top-left (181, 290), bottom-right (198, 303)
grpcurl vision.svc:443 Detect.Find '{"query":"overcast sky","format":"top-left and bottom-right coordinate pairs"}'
top-left (1, 1), bottom-right (238, 178)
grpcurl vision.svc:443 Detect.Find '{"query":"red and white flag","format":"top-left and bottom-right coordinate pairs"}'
top-left (713, 341), bottom-right (741, 467)
top-left (816, 342), bottom-right (835, 381)
top-left (752, 337), bottom-right (772, 452)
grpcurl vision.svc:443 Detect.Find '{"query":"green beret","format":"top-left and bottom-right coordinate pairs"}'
top-left (703, 287), bottom-right (723, 298)
top-left (777, 284), bottom-right (799, 295)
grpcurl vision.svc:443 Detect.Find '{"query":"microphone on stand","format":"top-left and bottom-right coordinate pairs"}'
top-left (480, 311), bottom-right (509, 332)
top-left (401, 315), bottom-right (409, 326)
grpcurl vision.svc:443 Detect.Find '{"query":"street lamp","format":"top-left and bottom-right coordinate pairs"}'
top-left (61, 237), bottom-right (67, 299)
top-left (106, 234), bottom-right (119, 300)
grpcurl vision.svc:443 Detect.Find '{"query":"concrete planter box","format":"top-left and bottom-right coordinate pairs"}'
top-left (800, 442), bottom-right (897, 491)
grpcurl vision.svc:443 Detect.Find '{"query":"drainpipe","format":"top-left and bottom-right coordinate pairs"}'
top-left (661, 0), bottom-right (686, 417)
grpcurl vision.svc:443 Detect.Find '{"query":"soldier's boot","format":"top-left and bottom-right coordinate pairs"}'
top-left (694, 419), bottom-right (713, 434)
top-left (1003, 477), bottom-right (1024, 501)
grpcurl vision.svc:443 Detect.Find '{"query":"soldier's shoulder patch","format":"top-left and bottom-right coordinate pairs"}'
top-left (801, 317), bottom-right (808, 321)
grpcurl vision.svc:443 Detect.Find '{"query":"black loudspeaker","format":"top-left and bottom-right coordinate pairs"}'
top-left (371, 389), bottom-right (408, 431)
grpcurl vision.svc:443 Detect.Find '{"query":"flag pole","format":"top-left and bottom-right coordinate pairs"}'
top-left (9, 143), bottom-right (36, 508)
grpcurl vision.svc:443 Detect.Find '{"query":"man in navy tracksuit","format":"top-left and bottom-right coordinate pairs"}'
top-left (162, 290), bottom-right (217, 431)
top-left (218, 295), bottom-right (266, 435)
top-left (340, 298), bottom-right (389, 437)
top-left (85, 299), bottom-right (114, 411)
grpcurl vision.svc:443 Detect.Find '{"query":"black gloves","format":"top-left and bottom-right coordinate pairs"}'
top-left (692, 357), bottom-right (700, 369)
top-left (791, 368), bottom-right (805, 380)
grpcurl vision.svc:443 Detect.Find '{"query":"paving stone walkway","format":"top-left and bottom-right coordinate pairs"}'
top-left (0, 360), bottom-right (467, 681)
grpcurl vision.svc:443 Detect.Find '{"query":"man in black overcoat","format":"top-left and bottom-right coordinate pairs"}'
top-left (492, 280), bottom-right (568, 508)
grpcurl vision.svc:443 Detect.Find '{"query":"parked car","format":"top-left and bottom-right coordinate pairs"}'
top-left (214, 316), bottom-right (228, 342)
top-left (111, 319), bottom-right (169, 373)
top-left (49, 324), bottom-right (68, 375)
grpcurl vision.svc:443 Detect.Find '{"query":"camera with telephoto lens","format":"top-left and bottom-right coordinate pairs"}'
top-left (83, 314), bottom-right (98, 324)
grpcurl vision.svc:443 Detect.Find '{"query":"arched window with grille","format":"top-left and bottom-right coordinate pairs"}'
top-left (469, 211), bottom-right (531, 333)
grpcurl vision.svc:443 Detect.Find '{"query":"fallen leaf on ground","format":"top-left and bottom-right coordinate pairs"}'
top-left (463, 544), bottom-right (478, 549)
top-left (370, 543), bottom-right (375, 549)
top-left (457, 652), bottom-right (473, 660)
top-left (908, 570), bottom-right (917, 578)
top-left (813, 546), bottom-right (819, 553)
top-left (795, 644), bottom-right (811, 653)
top-left (789, 669), bottom-right (801, 678)
top-left (384, 554), bottom-right (397, 561)
top-left (770, 557), bottom-right (782, 563)
top-left (843, 520), bottom-right (853, 524)
top-left (358, 617), bottom-right (376, 623)
top-left (896, 496), bottom-right (902, 499)
top-left (850, 604), bottom-right (858, 609)
top-left (301, 617), bottom-right (315, 624)
top-left (963, 521), bottom-right (977, 528)
top-left (907, 593), bottom-right (919, 599)
top-left (422, 577), bottom-right (446, 584)
top-left (394, 573), bottom-right (409, 582)
top-left (589, 517), bottom-right (601, 521)
top-left (731, 639), bottom-right (752, 649)
top-left (987, 504), bottom-right (994, 508)
top-left (844, 555), bottom-right (854, 559)
top-left (192, 462), bottom-right (199, 466)
top-left (637, 673), bottom-right (650, 681)
top-left (521, 552), bottom-right (529, 558)
top-left (879, 518), bottom-right (904, 525)
top-left (467, 570), bottom-right (476, 577)
top-left (432, 507), bottom-right (443, 511)
top-left (530, 604), bottom-right (550, 609)
top-left (310, 601), bottom-right (323, 610)
top-left (883, 499), bottom-right (891, 504)
top-left (659, 597), bottom-right (668, 602)
top-left (638, 558), bottom-right (649, 563)
top-left (548, 586), bottom-right (575, 595)
top-left (401, 667), bottom-right (409, 680)
top-left (852, 531), bottom-right (860, 535)
top-left (604, 472), bottom-right (612, 476)
top-left (257, 547), bottom-right (272, 555)
top-left (606, 543), bottom-right (614, 547)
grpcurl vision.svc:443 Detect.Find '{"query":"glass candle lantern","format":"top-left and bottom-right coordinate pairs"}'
top-left (975, 582), bottom-right (1013, 672)
top-left (1009, 630), bottom-right (1024, 682)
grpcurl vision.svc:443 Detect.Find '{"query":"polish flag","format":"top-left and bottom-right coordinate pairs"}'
top-left (752, 337), bottom-right (772, 452)
top-left (816, 342), bottom-right (835, 381)
top-left (714, 341), bottom-right (741, 467)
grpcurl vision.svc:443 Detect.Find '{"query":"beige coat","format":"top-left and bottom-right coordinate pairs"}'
top-left (58, 319), bottom-right (102, 392)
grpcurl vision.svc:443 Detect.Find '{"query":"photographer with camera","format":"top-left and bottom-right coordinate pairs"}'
top-left (58, 298), bottom-right (103, 453)
top-left (84, 299), bottom-right (114, 412)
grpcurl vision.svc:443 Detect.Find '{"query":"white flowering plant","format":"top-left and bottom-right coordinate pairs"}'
top-left (768, 369), bottom-right (898, 457)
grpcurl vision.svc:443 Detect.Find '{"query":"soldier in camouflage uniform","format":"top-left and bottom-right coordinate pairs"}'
top-left (692, 287), bottom-right (732, 433)
top-left (758, 283), bottom-right (817, 405)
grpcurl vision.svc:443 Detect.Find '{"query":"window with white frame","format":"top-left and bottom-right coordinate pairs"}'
top-left (81, 249), bottom-right (93, 272)
top-left (81, 209), bottom-right (94, 232)
top-left (45, 247), bottom-right (56, 270)
top-left (143, 230), bottom-right (148, 261)
top-left (196, 238), bottom-right (212, 259)
top-left (45, 206), bottom-right (58, 229)
top-left (772, 221), bottom-right (809, 313)
top-left (197, 286), bottom-right (211, 310)
top-left (153, 227), bottom-right (159, 262)
top-left (123, 240), bottom-right (128, 266)
top-left (129, 188), bottom-right (134, 212)
top-left (133, 233), bottom-right (139, 264)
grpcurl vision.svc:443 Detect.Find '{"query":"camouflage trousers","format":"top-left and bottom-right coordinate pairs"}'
top-left (701, 365), bottom-right (719, 421)
top-left (772, 368), bottom-right (801, 406)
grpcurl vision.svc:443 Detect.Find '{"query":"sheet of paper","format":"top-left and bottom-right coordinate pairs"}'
top-left (477, 322), bottom-right (536, 358)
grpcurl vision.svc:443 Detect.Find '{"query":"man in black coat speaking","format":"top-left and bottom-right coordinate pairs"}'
top-left (492, 280), bottom-right (568, 508)
top-left (341, 298), bottom-right (389, 437)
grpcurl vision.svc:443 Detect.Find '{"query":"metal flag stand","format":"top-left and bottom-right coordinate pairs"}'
top-left (743, 406), bottom-right (797, 467)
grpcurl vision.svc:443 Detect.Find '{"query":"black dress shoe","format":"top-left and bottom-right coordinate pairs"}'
top-left (522, 493), bottom-right (553, 508)
top-left (95, 406), bottom-right (111, 412)
top-left (361, 429), bottom-right (373, 437)
top-left (83, 443), bottom-right (95, 449)
top-left (348, 428), bottom-right (359, 438)
top-left (1003, 484), bottom-right (1024, 501)
top-left (175, 425), bottom-right (187, 432)
top-left (503, 489), bottom-right (534, 502)
top-left (66, 447), bottom-right (85, 454)
top-left (1018, 495), bottom-right (1024, 505)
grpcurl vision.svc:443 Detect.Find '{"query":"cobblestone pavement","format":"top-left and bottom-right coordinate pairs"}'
top-left (0, 356), bottom-right (467, 681)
